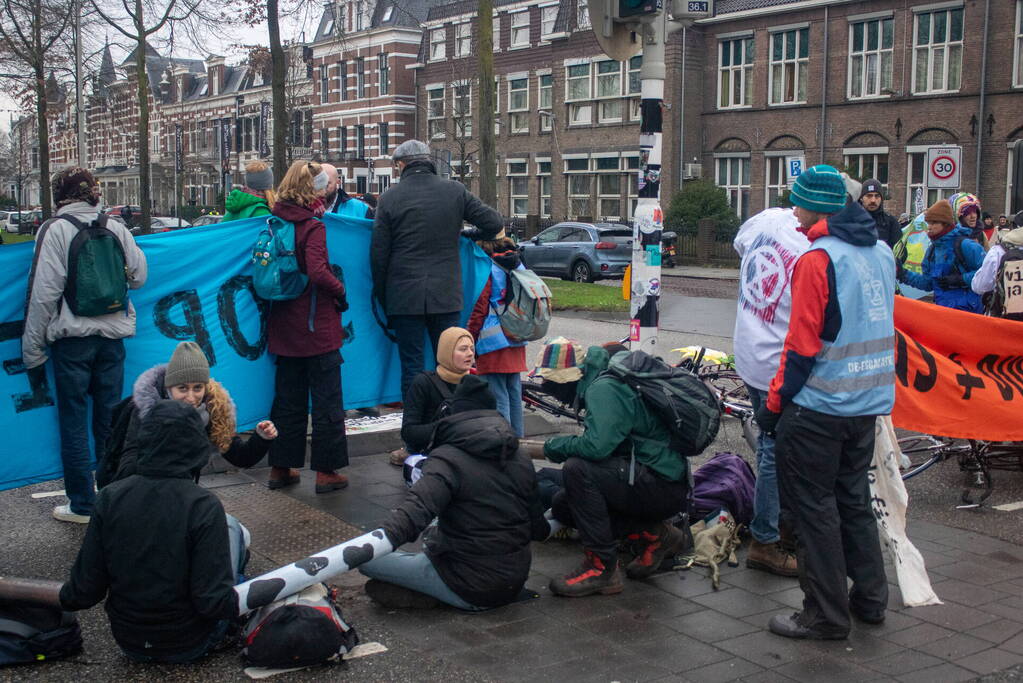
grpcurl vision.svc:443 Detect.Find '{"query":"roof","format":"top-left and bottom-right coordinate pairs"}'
top-left (311, 0), bottom-right (444, 42)
top-left (714, 0), bottom-right (811, 14)
top-left (426, 0), bottom-right (534, 22)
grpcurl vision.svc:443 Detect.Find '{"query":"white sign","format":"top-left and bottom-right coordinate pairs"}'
top-left (914, 187), bottom-right (925, 215)
top-left (786, 156), bottom-right (805, 185)
top-left (926, 146), bottom-right (961, 189)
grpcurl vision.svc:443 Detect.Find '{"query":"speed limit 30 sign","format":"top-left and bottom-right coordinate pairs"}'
top-left (926, 146), bottom-right (962, 189)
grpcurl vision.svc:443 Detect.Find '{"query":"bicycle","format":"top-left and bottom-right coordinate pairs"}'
top-left (896, 433), bottom-right (998, 508)
top-left (674, 346), bottom-right (758, 454)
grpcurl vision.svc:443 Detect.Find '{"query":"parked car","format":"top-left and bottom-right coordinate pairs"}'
top-left (104, 205), bottom-right (143, 225)
top-left (17, 210), bottom-right (45, 235)
top-left (149, 216), bottom-right (192, 232)
top-left (191, 214), bottom-right (223, 227)
top-left (4, 212), bottom-right (26, 233)
top-left (518, 222), bottom-right (633, 282)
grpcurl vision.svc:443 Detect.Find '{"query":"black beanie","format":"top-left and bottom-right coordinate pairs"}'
top-left (859, 178), bottom-right (884, 200)
top-left (446, 374), bottom-right (497, 414)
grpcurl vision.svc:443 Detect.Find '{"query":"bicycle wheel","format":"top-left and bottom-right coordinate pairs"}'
top-left (700, 369), bottom-right (751, 408)
top-left (898, 434), bottom-right (948, 480)
top-left (521, 382), bottom-right (577, 421)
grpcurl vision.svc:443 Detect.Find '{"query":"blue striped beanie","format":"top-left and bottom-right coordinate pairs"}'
top-left (790, 165), bottom-right (847, 214)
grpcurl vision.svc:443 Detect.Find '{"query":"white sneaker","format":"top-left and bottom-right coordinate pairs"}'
top-left (53, 504), bottom-right (90, 524)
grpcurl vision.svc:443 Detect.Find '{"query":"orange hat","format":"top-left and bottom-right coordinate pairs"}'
top-left (924, 199), bottom-right (954, 226)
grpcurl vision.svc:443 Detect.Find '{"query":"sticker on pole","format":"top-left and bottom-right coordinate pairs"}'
top-left (925, 146), bottom-right (961, 189)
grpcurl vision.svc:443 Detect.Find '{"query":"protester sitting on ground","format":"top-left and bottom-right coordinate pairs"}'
top-left (971, 211), bottom-right (1023, 320)
top-left (393, 327), bottom-right (475, 469)
top-left (951, 193), bottom-right (989, 250)
top-left (467, 235), bottom-right (527, 436)
top-left (101, 341), bottom-right (277, 487)
top-left (222, 161), bottom-right (275, 222)
top-left (858, 179), bottom-right (901, 249)
top-left (22, 167), bottom-right (147, 524)
top-left (523, 340), bottom-right (689, 598)
top-left (266, 160), bottom-right (351, 494)
top-left (60, 400), bottom-right (245, 663)
top-left (361, 375), bottom-right (549, 610)
top-left (732, 207), bottom-right (806, 578)
top-left (898, 199), bottom-right (986, 313)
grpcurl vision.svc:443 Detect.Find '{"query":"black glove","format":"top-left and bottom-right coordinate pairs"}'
top-left (460, 226), bottom-right (483, 241)
top-left (26, 364), bottom-right (47, 394)
top-left (936, 272), bottom-right (966, 289)
top-left (755, 404), bottom-right (781, 437)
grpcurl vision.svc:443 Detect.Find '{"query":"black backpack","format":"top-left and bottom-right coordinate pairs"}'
top-left (58, 215), bottom-right (129, 317)
top-left (604, 350), bottom-right (720, 458)
top-left (0, 605), bottom-right (83, 666)
top-left (989, 246), bottom-right (1023, 322)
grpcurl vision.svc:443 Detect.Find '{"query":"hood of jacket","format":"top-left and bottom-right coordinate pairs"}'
top-left (400, 159), bottom-right (438, 179)
top-left (432, 410), bottom-right (519, 462)
top-left (271, 199), bottom-right (316, 224)
top-left (1000, 227), bottom-right (1023, 248)
top-left (578, 345), bottom-right (611, 398)
top-left (225, 188), bottom-right (268, 214)
top-left (136, 400), bottom-right (212, 478)
top-left (805, 201), bottom-right (878, 247)
top-left (133, 364), bottom-right (237, 451)
top-left (55, 201), bottom-right (102, 224)
top-left (133, 365), bottom-right (168, 417)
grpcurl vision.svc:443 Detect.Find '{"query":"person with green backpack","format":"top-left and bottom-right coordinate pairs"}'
top-left (22, 167), bottom-right (148, 524)
top-left (222, 161), bottom-right (275, 222)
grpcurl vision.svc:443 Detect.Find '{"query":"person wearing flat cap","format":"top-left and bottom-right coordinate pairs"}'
top-left (222, 161), bottom-right (276, 221)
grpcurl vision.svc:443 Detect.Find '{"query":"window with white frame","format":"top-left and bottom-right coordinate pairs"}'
top-left (577, 0), bottom-right (589, 29)
top-left (508, 161), bottom-right (529, 216)
top-left (427, 87), bottom-right (445, 139)
top-left (565, 158), bottom-right (590, 217)
top-left (629, 56), bottom-right (642, 121)
top-left (912, 8), bottom-right (963, 94)
top-left (379, 53), bottom-right (390, 95)
top-left (625, 155), bottom-right (639, 218)
top-left (849, 17), bottom-right (893, 98)
top-left (764, 155), bottom-right (797, 207)
top-left (511, 11), bottom-right (530, 47)
top-left (1016, 1), bottom-right (1023, 87)
top-left (319, 64), bottom-right (329, 103)
top-left (769, 28), bottom-right (809, 105)
top-left (453, 83), bottom-right (472, 138)
top-left (356, 57), bottom-right (366, 97)
top-left (430, 28), bottom-right (446, 61)
top-left (539, 74), bottom-right (553, 130)
top-left (338, 61), bottom-right (348, 100)
top-left (541, 5), bottom-right (558, 37)
top-left (493, 16), bottom-right (501, 50)
top-left (508, 77), bottom-right (529, 133)
top-left (596, 60), bottom-right (622, 122)
top-left (494, 78), bottom-right (501, 136)
top-left (716, 156), bottom-right (750, 220)
top-left (719, 36), bottom-right (754, 108)
top-left (566, 63), bottom-right (591, 125)
top-left (378, 122), bottom-right (389, 155)
top-left (456, 22), bottom-right (472, 57)
top-left (538, 159), bottom-right (552, 216)
top-left (595, 157), bottom-right (621, 218)
top-left (357, 124), bottom-right (366, 158)
top-left (843, 150), bottom-right (889, 186)
top-left (907, 151), bottom-right (954, 209)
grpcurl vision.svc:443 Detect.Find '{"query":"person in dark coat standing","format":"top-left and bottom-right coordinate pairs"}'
top-left (360, 375), bottom-right (550, 610)
top-left (266, 161), bottom-right (350, 494)
top-left (858, 178), bottom-right (900, 249)
top-left (370, 139), bottom-right (502, 400)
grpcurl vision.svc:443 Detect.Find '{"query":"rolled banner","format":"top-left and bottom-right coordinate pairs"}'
top-left (0, 577), bottom-right (64, 608)
top-left (234, 528), bottom-right (393, 616)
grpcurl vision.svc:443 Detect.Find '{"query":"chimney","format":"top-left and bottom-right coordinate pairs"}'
top-left (205, 55), bottom-right (226, 96)
top-left (172, 65), bottom-right (191, 103)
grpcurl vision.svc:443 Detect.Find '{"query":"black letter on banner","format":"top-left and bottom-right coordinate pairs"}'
top-left (1000, 356), bottom-right (1023, 397)
top-left (977, 355), bottom-right (1014, 401)
top-left (949, 353), bottom-right (984, 400)
top-left (896, 332), bottom-right (937, 392)
top-left (0, 320), bottom-right (55, 412)
top-left (152, 290), bottom-right (216, 365)
top-left (895, 332), bottom-right (908, 387)
top-left (330, 264), bottom-right (355, 346)
top-left (217, 276), bottom-right (268, 360)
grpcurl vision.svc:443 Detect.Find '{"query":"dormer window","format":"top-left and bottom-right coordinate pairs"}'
top-left (381, 5), bottom-right (393, 21)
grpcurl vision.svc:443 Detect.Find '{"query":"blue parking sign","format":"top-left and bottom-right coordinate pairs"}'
top-left (788, 157), bottom-right (804, 178)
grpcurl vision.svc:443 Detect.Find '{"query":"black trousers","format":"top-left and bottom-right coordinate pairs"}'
top-left (551, 457), bottom-right (687, 564)
top-left (269, 350), bottom-right (348, 472)
top-left (775, 404), bottom-right (888, 635)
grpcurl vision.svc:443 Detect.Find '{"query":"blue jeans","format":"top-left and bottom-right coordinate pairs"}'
top-left (360, 551), bottom-right (484, 611)
top-left (389, 312), bottom-right (461, 402)
top-left (483, 372), bottom-right (523, 436)
top-left (50, 336), bottom-right (125, 516)
top-left (748, 386), bottom-right (780, 544)
top-left (226, 514), bottom-right (250, 583)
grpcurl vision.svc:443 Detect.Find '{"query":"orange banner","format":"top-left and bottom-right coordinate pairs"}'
top-left (893, 296), bottom-right (1023, 441)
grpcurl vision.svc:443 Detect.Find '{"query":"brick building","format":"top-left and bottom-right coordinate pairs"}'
top-left (692, 0), bottom-right (1022, 221)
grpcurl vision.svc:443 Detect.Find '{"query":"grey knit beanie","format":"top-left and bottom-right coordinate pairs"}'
top-left (245, 166), bottom-right (274, 191)
top-left (164, 342), bottom-right (210, 388)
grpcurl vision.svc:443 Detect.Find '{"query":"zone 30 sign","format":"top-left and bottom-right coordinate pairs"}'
top-left (925, 146), bottom-right (961, 189)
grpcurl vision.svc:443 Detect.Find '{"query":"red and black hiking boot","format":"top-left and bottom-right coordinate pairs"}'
top-left (625, 522), bottom-right (691, 580)
top-left (549, 551), bottom-right (623, 597)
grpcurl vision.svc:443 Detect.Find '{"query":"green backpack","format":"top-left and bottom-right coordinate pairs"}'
top-left (59, 215), bottom-right (129, 317)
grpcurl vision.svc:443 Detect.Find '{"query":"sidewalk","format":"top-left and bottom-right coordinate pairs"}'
top-left (661, 265), bottom-right (740, 281)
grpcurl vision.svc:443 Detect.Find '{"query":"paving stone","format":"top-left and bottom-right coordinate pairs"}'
top-left (886, 623), bottom-right (956, 648)
top-left (905, 520), bottom-right (966, 542)
top-left (611, 589), bottom-right (705, 620)
top-left (512, 650), bottom-right (673, 683)
top-left (863, 649), bottom-right (946, 676)
top-left (715, 629), bottom-right (813, 668)
top-left (622, 633), bottom-right (733, 673)
top-left (679, 657), bottom-right (765, 683)
top-left (916, 633), bottom-right (996, 660)
top-left (931, 560), bottom-right (1023, 586)
top-left (773, 652), bottom-right (893, 682)
top-left (855, 609), bottom-right (923, 636)
top-left (577, 610), bottom-right (679, 644)
top-left (966, 618), bottom-right (1023, 645)
top-left (978, 595), bottom-right (1023, 623)
top-left (894, 662), bottom-right (978, 683)
top-left (908, 601), bottom-right (999, 631)
top-left (988, 579), bottom-right (1023, 597)
top-left (646, 570), bottom-right (721, 598)
top-left (808, 630), bottom-right (904, 663)
top-left (719, 569), bottom-right (799, 595)
top-left (929, 580), bottom-right (1011, 606)
top-left (954, 647), bottom-right (1023, 676)
top-left (770, 586), bottom-right (808, 610)
top-left (690, 587), bottom-right (786, 619)
top-left (658, 609), bottom-right (761, 642)
top-left (999, 630), bottom-right (1023, 656)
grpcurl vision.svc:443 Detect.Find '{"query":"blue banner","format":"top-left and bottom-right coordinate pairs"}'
top-left (0, 214), bottom-right (491, 491)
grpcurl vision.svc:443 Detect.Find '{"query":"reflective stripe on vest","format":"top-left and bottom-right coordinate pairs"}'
top-left (793, 236), bottom-right (896, 417)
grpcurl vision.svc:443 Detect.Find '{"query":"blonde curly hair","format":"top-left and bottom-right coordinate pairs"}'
top-left (276, 160), bottom-right (323, 208)
top-left (204, 379), bottom-right (236, 453)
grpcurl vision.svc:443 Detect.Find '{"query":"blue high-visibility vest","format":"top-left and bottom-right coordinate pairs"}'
top-left (476, 263), bottom-right (527, 355)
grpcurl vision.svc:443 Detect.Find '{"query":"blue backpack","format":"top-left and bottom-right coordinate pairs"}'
top-left (251, 216), bottom-right (308, 301)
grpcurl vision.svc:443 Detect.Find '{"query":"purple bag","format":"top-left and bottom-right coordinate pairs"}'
top-left (691, 452), bottom-right (756, 527)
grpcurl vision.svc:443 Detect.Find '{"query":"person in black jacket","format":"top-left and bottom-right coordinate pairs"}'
top-left (371, 139), bottom-right (502, 401)
top-left (858, 178), bottom-right (901, 249)
top-left (59, 400), bottom-right (242, 663)
top-left (360, 375), bottom-right (550, 610)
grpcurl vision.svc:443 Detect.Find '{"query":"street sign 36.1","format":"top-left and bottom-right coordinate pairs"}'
top-left (926, 146), bottom-right (961, 190)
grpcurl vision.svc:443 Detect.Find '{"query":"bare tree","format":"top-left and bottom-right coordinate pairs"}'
top-left (0, 0), bottom-right (75, 218)
top-left (476, 0), bottom-right (496, 208)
